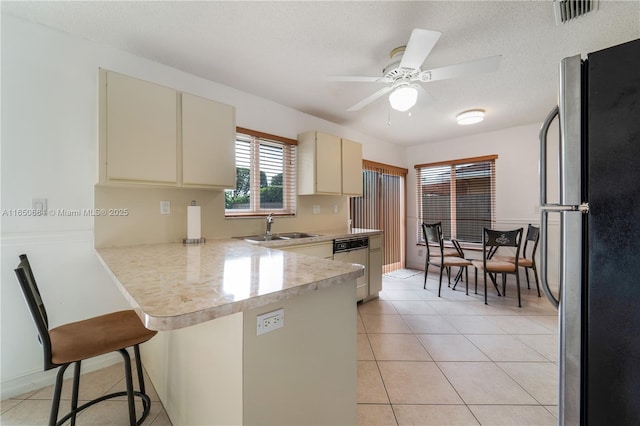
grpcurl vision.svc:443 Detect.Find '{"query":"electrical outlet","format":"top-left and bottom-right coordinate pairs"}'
top-left (312, 205), bottom-right (321, 215)
top-left (160, 201), bottom-right (171, 215)
top-left (256, 308), bottom-right (284, 335)
top-left (418, 249), bottom-right (424, 257)
top-left (333, 204), bottom-right (338, 214)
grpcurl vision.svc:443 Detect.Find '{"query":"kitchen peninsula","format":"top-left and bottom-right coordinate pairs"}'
top-left (96, 238), bottom-right (364, 425)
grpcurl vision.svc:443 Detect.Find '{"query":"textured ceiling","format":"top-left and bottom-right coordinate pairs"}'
top-left (3, 1), bottom-right (639, 145)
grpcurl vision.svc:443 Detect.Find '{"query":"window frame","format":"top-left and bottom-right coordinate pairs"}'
top-left (224, 127), bottom-right (297, 218)
top-left (415, 155), bottom-right (497, 245)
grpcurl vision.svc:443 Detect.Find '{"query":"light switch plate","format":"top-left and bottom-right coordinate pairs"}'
top-left (32, 198), bottom-right (47, 215)
top-left (160, 200), bottom-right (171, 215)
top-left (312, 205), bottom-right (321, 215)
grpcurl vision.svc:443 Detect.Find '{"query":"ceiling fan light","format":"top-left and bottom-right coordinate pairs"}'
top-left (456, 109), bottom-right (485, 125)
top-left (388, 86), bottom-right (418, 112)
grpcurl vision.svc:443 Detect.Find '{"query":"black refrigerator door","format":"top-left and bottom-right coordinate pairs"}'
top-left (586, 38), bottom-right (640, 425)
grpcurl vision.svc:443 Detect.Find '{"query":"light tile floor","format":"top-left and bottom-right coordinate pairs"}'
top-left (2, 271), bottom-right (559, 425)
top-left (358, 270), bottom-right (559, 426)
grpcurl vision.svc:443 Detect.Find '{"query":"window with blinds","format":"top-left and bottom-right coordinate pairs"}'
top-left (225, 128), bottom-right (297, 217)
top-left (415, 155), bottom-right (497, 244)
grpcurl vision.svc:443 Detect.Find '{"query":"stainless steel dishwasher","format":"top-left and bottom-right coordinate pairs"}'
top-left (333, 236), bottom-right (369, 301)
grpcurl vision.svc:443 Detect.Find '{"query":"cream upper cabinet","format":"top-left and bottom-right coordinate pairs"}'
top-left (100, 70), bottom-right (236, 189)
top-left (297, 131), bottom-right (362, 196)
top-left (182, 93), bottom-right (235, 188)
top-left (341, 138), bottom-right (363, 196)
top-left (104, 71), bottom-right (178, 185)
top-left (297, 131), bottom-right (342, 195)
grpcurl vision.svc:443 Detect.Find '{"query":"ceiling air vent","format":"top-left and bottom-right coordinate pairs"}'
top-left (554, 0), bottom-right (599, 24)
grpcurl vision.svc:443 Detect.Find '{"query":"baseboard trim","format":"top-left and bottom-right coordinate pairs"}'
top-left (1, 352), bottom-right (122, 400)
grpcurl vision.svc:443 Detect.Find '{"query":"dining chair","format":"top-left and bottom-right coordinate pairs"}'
top-left (422, 222), bottom-right (472, 296)
top-left (493, 224), bottom-right (541, 297)
top-left (14, 254), bottom-right (157, 426)
top-left (471, 227), bottom-right (524, 307)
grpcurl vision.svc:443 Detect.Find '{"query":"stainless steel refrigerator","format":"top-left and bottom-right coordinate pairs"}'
top-left (539, 38), bottom-right (640, 425)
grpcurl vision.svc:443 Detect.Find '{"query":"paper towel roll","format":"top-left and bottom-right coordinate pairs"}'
top-left (187, 205), bottom-right (201, 240)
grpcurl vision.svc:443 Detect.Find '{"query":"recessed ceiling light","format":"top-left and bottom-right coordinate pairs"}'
top-left (456, 109), bottom-right (485, 125)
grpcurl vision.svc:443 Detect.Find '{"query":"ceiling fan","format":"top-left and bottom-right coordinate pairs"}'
top-left (328, 28), bottom-right (502, 112)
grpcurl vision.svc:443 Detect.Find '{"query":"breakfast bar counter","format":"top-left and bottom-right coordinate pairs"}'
top-left (96, 239), bottom-right (363, 426)
top-left (96, 238), bottom-right (363, 330)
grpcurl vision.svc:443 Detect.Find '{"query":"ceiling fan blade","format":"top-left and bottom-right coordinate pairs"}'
top-left (325, 75), bottom-right (391, 83)
top-left (347, 86), bottom-right (394, 111)
top-left (399, 29), bottom-right (442, 70)
top-left (419, 55), bottom-right (502, 82)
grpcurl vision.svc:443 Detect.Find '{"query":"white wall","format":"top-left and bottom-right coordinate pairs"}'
top-left (404, 121), bottom-right (560, 272)
top-left (0, 14), bottom-right (402, 398)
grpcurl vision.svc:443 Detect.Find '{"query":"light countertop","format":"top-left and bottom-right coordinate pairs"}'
top-left (96, 232), bottom-right (376, 331)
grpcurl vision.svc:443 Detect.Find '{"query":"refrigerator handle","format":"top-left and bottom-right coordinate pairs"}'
top-left (539, 105), bottom-right (559, 207)
top-left (540, 209), bottom-right (560, 308)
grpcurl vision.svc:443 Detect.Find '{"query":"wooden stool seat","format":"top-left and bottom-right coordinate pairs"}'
top-left (50, 310), bottom-right (156, 365)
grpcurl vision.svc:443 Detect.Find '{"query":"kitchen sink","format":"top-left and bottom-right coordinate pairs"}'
top-left (278, 232), bottom-right (319, 239)
top-left (242, 235), bottom-right (286, 242)
top-left (239, 232), bottom-right (320, 242)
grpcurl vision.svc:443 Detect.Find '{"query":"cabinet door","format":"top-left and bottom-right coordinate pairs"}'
top-left (280, 242), bottom-right (333, 259)
top-left (106, 72), bottom-right (177, 184)
top-left (182, 93), bottom-right (236, 188)
top-left (315, 132), bottom-right (342, 195)
top-left (341, 138), bottom-right (363, 196)
top-left (368, 236), bottom-right (383, 296)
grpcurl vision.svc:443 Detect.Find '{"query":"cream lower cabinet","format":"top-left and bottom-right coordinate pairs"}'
top-left (367, 235), bottom-right (383, 300)
top-left (100, 70), bottom-right (235, 189)
top-left (280, 235), bottom-right (382, 301)
top-left (279, 241), bottom-right (333, 259)
top-left (297, 131), bottom-right (363, 196)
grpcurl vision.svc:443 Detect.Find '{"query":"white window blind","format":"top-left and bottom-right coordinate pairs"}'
top-left (225, 128), bottom-right (296, 217)
top-left (415, 155), bottom-right (497, 244)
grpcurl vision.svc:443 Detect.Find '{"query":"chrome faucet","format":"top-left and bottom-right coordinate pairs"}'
top-left (266, 213), bottom-right (274, 236)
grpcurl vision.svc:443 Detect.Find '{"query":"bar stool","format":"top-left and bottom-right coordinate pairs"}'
top-left (14, 254), bottom-right (157, 426)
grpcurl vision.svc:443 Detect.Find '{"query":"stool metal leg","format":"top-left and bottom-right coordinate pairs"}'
top-left (50, 364), bottom-right (70, 426)
top-left (70, 361), bottom-right (81, 426)
top-left (119, 348), bottom-right (137, 426)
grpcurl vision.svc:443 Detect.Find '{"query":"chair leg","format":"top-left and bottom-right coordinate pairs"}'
top-left (488, 273), bottom-right (501, 296)
top-left (50, 363), bottom-right (70, 426)
top-left (474, 268), bottom-right (478, 294)
top-left (438, 265), bottom-right (444, 297)
top-left (134, 345), bottom-right (146, 396)
top-left (465, 267), bottom-right (469, 295)
top-left (533, 266), bottom-right (541, 297)
top-left (502, 273), bottom-right (506, 296)
top-left (423, 260), bottom-right (429, 289)
top-left (118, 348), bottom-right (137, 426)
top-left (516, 273), bottom-right (522, 308)
top-left (525, 267), bottom-right (531, 289)
top-left (484, 270), bottom-right (488, 305)
top-left (70, 361), bottom-right (81, 426)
